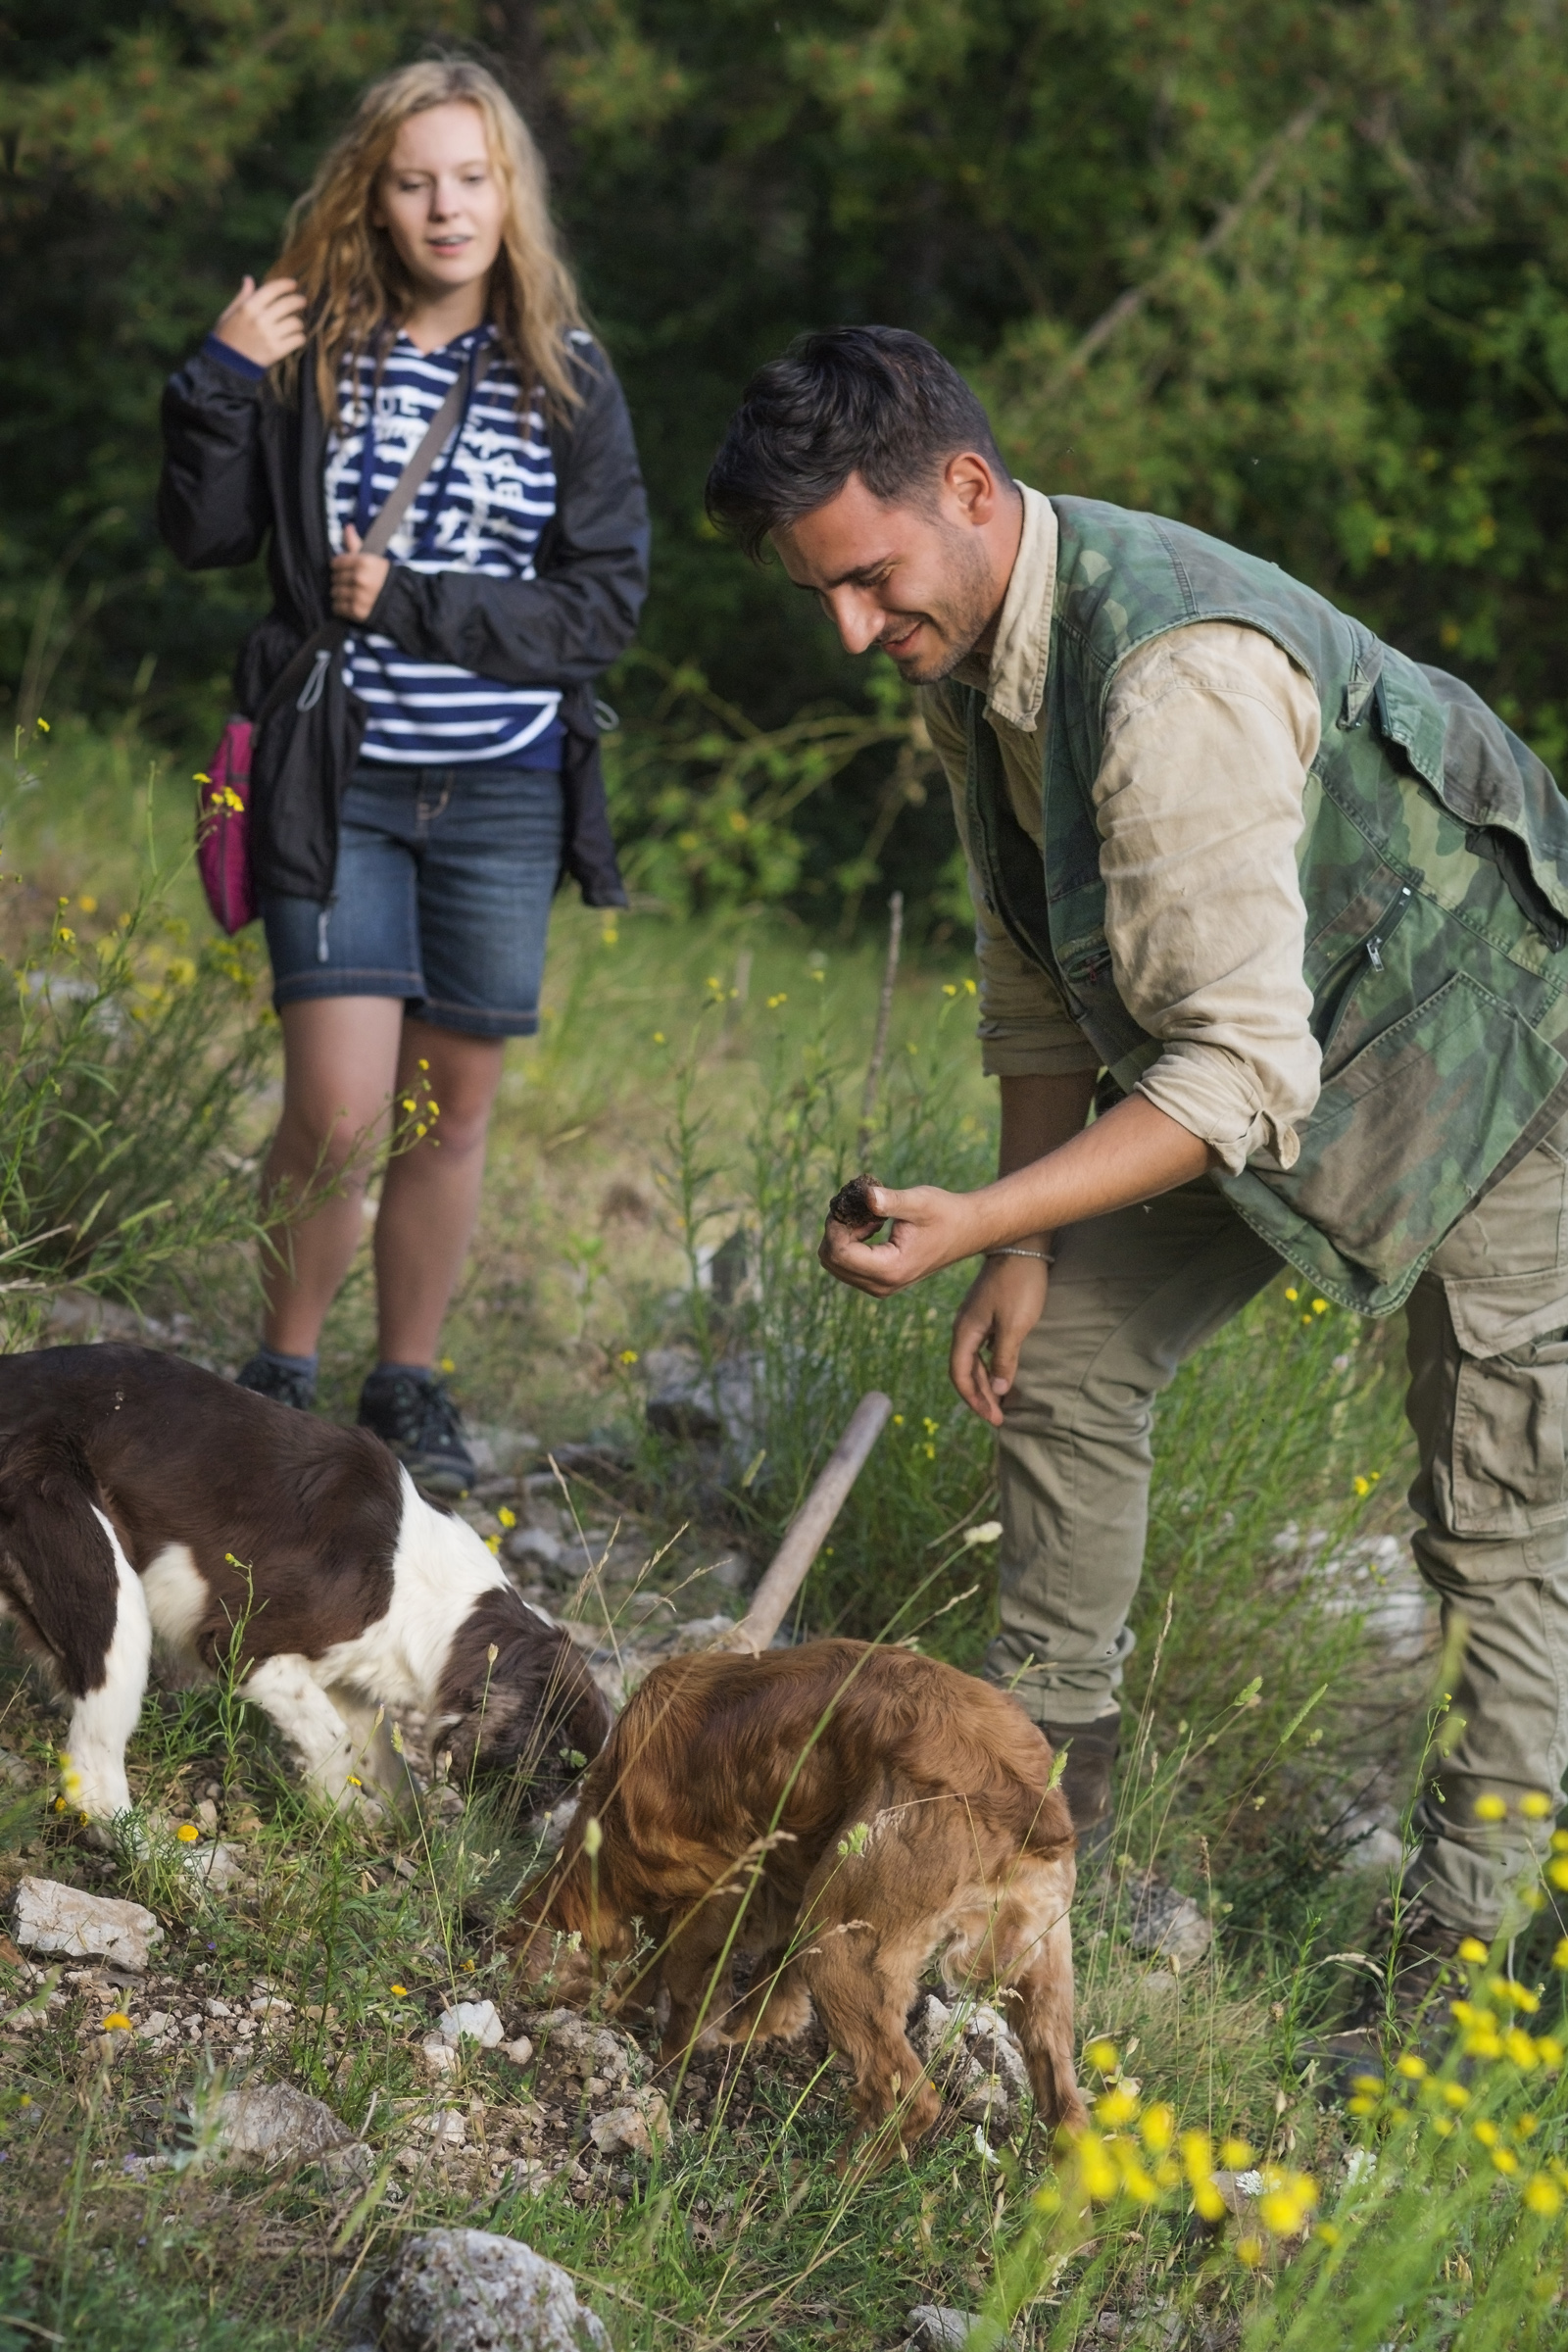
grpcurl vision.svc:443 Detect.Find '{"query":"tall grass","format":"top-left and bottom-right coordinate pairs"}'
top-left (0, 724), bottom-right (276, 1342)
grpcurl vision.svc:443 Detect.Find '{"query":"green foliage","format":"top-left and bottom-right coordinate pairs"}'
top-left (9, 2), bottom-right (1568, 928)
top-left (0, 736), bottom-right (276, 1340)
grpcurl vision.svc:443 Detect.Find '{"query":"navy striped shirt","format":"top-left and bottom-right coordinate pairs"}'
top-left (322, 326), bottom-right (564, 769)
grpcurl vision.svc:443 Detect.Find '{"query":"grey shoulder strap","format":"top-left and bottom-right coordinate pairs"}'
top-left (360, 341), bottom-right (494, 558)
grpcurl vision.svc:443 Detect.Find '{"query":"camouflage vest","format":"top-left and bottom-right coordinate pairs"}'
top-left (956, 497), bottom-right (1568, 1314)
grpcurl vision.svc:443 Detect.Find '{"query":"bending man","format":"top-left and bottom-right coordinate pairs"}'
top-left (707, 324), bottom-right (1568, 2013)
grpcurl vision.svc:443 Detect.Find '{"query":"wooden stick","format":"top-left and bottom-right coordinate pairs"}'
top-left (856, 891), bottom-right (904, 1160)
top-left (720, 1391), bottom-right (894, 1654)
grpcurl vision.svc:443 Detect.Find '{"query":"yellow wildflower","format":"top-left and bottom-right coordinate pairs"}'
top-left (1084, 2038), bottom-right (1119, 2074)
top-left (1219, 2137), bottom-right (1254, 2169)
top-left (1077, 2134), bottom-right (1118, 2203)
top-left (1139, 2101), bottom-right (1175, 2154)
top-left (1096, 2085), bottom-right (1140, 2129)
top-left (78, 895), bottom-right (97, 914)
top-left (102, 2013), bottom-right (132, 2033)
top-left (175, 1823), bottom-right (199, 1843)
top-left (1312, 1298), bottom-right (1328, 1313)
top-left (1285, 1287), bottom-right (1299, 1301)
top-left (1520, 1790), bottom-right (1554, 1818)
top-left (498, 1505), bottom-right (516, 1529)
top-left (1536, 2034), bottom-right (1564, 2067)
top-left (1235, 2236), bottom-right (1264, 2268)
top-left (391, 1984), bottom-right (408, 1996)
top-left (1442, 2082), bottom-right (1470, 2108)
top-left (1525, 2176), bottom-right (1562, 2216)
top-left (617, 1349), bottom-right (639, 1367)
top-left (1493, 2147), bottom-right (1520, 2176)
top-left (1458, 1936), bottom-right (1490, 1963)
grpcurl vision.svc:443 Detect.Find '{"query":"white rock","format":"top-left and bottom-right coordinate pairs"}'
top-left (178, 1840), bottom-right (247, 1893)
top-left (421, 2034), bottom-right (461, 2077)
top-left (372, 2229), bottom-right (611, 2352)
top-left (587, 2088), bottom-right (670, 2158)
top-left (1123, 1873), bottom-right (1213, 1969)
top-left (912, 1992), bottom-right (1031, 2126)
top-left (508, 1525), bottom-right (566, 1571)
top-left (205, 2082), bottom-right (353, 2168)
top-left (13, 1879), bottom-right (161, 1971)
top-left (416, 2106), bottom-right (467, 2148)
top-left (906, 2307), bottom-right (1016, 2352)
top-left (503, 2035), bottom-right (535, 2067)
top-left (136, 2012), bottom-right (172, 2039)
top-left (527, 2010), bottom-right (642, 2085)
top-left (436, 1998), bottom-right (505, 2049)
top-left (0, 1747), bottom-right (30, 1788)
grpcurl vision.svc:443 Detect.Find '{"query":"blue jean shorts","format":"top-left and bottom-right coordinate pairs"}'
top-left (261, 762), bottom-right (564, 1039)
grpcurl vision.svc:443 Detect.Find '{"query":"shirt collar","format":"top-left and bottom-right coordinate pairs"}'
top-left (953, 484), bottom-right (1056, 733)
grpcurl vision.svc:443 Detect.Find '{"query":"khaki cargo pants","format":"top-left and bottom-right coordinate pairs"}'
top-left (985, 1112), bottom-right (1568, 1933)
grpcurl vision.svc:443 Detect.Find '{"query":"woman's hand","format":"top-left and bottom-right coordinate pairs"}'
top-left (950, 1252), bottom-right (1050, 1426)
top-left (214, 274), bottom-right (307, 368)
top-left (818, 1181), bottom-right (987, 1298)
top-left (330, 523), bottom-right (391, 622)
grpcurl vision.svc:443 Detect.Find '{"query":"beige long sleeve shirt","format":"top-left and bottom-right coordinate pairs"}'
top-left (921, 485), bottom-right (1324, 1174)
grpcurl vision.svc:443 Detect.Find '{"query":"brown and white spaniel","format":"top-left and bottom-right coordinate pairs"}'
top-left (0, 1346), bottom-right (608, 1822)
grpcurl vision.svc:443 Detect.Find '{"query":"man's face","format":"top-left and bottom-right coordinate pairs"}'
top-left (772, 458), bottom-right (1014, 684)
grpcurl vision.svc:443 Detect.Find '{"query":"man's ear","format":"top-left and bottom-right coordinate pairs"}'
top-left (942, 450), bottom-right (1004, 526)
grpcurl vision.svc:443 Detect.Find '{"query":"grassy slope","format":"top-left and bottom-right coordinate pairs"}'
top-left (4, 728), bottom-right (1568, 2345)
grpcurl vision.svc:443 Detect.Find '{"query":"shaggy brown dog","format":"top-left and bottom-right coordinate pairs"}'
top-left (505, 1639), bottom-right (1086, 2165)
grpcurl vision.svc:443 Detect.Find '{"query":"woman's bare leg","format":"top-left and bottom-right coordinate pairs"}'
top-left (260, 998), bottom-right (406, 1357)
top-left (372, 1016), bottom-right (505, 1366)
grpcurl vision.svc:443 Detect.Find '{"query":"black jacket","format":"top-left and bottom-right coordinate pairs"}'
top-left (157, 332), bottom-right (649, 906)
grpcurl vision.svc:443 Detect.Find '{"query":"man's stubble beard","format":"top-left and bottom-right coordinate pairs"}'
top-left (883, 524), bottom-right (999, 684)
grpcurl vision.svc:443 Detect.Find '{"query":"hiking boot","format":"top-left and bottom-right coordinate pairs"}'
top-left (1042, 1714), bottom-right (1119, 1859)
top-left (358, 1366), bottom-right (475, 1496)
top-left (1302, 1895), bottom-right (1488, 2092)
top-left (236, 1351), bottom-right (316, 1412)
top-left (1351, 1894), bottom-right (1482, 2035)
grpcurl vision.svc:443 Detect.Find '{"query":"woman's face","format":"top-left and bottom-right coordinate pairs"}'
top-left (374, 102), bottom-right (507, 307)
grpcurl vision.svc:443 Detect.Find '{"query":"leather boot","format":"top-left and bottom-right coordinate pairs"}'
top-left (1041, 1715), bottom-right (1120, 1858)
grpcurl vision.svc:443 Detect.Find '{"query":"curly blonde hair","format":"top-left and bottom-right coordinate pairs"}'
top-left (272, 58), bottom-right (587, 420)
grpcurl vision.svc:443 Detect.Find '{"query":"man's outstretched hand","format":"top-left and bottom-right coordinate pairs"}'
top-left (819, 1180), bottom-right (983, 1297)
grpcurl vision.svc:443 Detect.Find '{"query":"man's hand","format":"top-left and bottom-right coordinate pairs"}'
top-left (818, 1181), bottom-right (986, 1297)
top-left (214, 274), bottom-right (307, 369)
top-left (330, 523), bottom-right (391, 622)
top-left (951, 1251), bottom-right (1050, 1426)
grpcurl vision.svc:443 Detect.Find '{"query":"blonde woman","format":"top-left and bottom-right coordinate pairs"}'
top-left (160, 60), bottom-right (648, 1491)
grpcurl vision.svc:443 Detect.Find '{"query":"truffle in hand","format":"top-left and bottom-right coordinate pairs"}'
top-left (827, 1173), bottom-right (884, 1233)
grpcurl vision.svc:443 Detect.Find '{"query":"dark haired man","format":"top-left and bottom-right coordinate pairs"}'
top-left (708, 324), bottom-right (1568, 2013)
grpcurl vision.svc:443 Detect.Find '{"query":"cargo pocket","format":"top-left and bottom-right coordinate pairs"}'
top-left (1280, 974), bottom-right (1568, 1285)
top-left (1444, 1276), bottom-right (1568, 1538)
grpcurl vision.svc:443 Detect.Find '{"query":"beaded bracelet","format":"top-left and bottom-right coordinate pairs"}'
top-left (985, 1247), bottom-right (1055, 1264)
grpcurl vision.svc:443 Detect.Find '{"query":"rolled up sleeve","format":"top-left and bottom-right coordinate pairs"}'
top-left (921, 687), bottom-right (1100, 1079)
top-left (1095, 625), bottom-right (1323, 1174)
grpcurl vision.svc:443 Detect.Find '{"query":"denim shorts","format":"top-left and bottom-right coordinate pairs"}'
top-left (261, 762), bottom-right (564, 1039)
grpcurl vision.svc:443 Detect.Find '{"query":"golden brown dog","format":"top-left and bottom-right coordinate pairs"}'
top-left (504, 1639), bottom-right (1087, 2164)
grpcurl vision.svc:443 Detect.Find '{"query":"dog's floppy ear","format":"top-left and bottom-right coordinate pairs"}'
top-left (0, 1429), bottom-right (120, 1696)
top-left (435, 1606), bottom-right (611, 1793)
